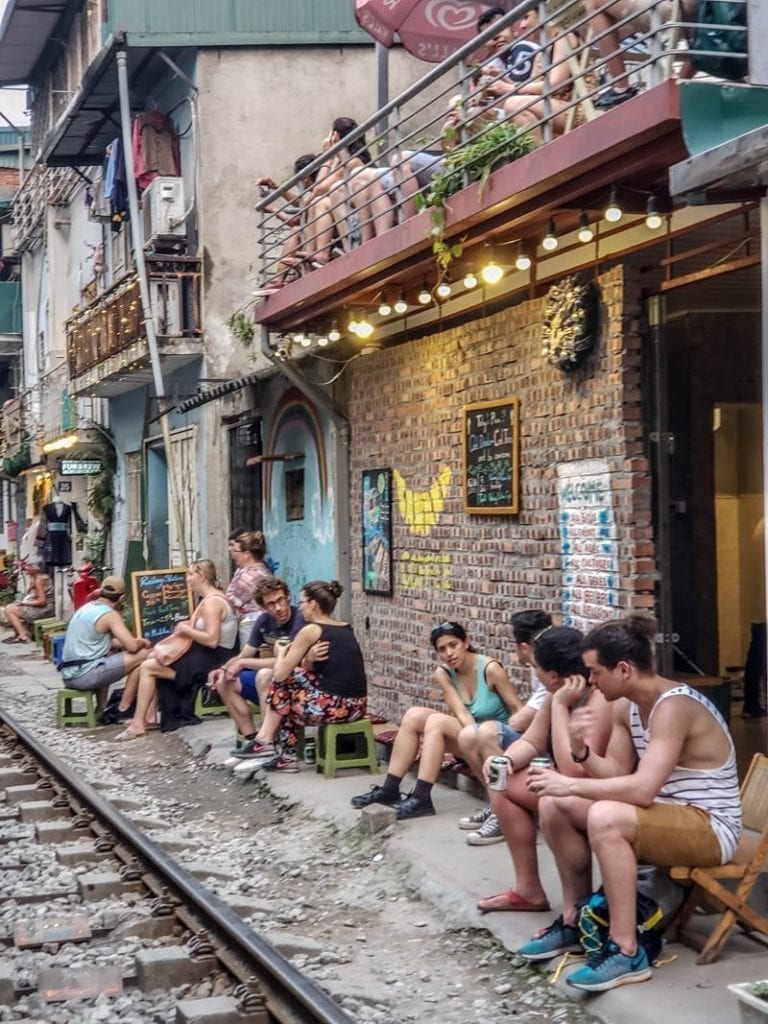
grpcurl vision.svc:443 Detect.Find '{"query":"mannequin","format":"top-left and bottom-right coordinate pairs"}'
top-left (42, 491), bottom-right (73, 567)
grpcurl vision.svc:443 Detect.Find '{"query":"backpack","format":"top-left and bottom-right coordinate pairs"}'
top-left (577, 869), bottom-right (686, 963)
top-left (690, 1), bottom-right (749, 81)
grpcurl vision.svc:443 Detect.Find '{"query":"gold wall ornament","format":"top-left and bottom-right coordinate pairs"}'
top-left (541, 275), bottom-right (601, 372)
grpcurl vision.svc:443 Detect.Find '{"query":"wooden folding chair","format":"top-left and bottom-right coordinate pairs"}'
top-left (669, 753), bottom-right (768, 964)
top-left (544, 0), bottom-right (598, 132)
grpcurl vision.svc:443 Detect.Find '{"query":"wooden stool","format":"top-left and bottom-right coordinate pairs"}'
top-left (316, 719), bottom-right (378, 779)
top-left (56, 688), bottom-right (98, 728)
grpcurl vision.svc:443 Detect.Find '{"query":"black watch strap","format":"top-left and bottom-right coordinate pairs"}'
top-left (571, 745), bottom-right (590, 764)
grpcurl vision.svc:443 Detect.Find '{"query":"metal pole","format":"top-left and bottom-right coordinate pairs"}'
top-left (115, 49), bottom-right (190, 565)
top-left (376, 42), bottom-right (389, 153)
top-left (760, 196), bottom-right (768, 712)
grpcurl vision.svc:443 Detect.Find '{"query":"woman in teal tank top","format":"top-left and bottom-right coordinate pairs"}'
top-left (351, 621), bottom-right (523, 821)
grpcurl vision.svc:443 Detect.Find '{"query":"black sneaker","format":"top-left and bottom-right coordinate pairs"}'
top-left (394, 792), bottom-right (436, 820)
top-left (230, 739), bottom-right (275, 761)
top-left (99, 703), bottom-right (135, 726)
top-left (594, 85), bottom-right (638, 110)
top-left (350, 784), bottom-right (401, 809)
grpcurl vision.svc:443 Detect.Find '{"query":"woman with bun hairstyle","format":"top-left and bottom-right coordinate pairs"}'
top-left (350, 621), bottom-right (523, 821)
top-left (235, 579), bottom-right (367, 773)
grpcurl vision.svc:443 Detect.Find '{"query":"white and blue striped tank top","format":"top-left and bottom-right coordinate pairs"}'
top-left (629, 685), bottom-right (741, 862)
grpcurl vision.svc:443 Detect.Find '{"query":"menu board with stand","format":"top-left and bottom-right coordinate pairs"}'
top-left (463, 397), bottom-right (520, 514)
top-left (131, 569), bottom-right (193, 642)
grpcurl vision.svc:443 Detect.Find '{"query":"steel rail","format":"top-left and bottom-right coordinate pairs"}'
top-left (0, 707), bottom-right (355, 1024)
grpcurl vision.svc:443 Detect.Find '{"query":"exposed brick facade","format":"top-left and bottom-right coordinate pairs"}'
top-left (347, 265), bottom-right (656, 721)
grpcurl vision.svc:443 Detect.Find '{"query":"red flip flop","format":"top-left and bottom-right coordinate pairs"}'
top-left (477, 889), bottom-right (550, 914)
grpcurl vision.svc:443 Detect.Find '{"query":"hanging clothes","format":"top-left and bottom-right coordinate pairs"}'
top-left (132, 111), bottom-right (181, 191)
top-left (104, 137), bottom-right (129, 230)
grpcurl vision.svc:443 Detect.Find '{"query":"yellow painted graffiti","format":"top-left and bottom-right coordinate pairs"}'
top-left (401, 551), bottom-right (452, 591)
top-left (393, 466), bottom-right (452, 536)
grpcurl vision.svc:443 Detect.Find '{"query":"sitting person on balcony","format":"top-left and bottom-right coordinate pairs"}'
top-left (580, 0), bottom-right (696, 108)
top-left (116, 560), bottom-right (238, 739)
top-left (351, 621), bottom-right (523, 820)
top-left (225, 530), bottom-right (271, 646)
top-left (254, 153), bottom-right (319, 293)
top-left (0, 556), bottom-right (54, 644)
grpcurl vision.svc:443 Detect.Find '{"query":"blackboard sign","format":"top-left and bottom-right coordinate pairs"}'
top-left (463, 397), bottom-right (520, 514)
top-left (131, 569), bottom-right (193, 642)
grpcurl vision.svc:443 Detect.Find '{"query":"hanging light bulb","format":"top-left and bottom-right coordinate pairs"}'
top-left (356, 316), bottom-right (374, 340)
top-left (604, 186), bottom-right (622, 223)
top-left (463, 267), bottom-right (478, 289)
top-left (514, 242), bottom-right (532, 272)
top-left (316, 335), bottom-right (329, 347)
top-left (300, 333), bottom-right (312, 348)
top-left (481, 257), bottom-right (503, 285)
top-left (328, 322), bottom-right (341, 342)
top-left (436, 276), bottom-right (452, 299)
top-left (393, 291), bottom-right (408, 315)
top-left (577, 212), bottom-right (594, 244)
top-left (348, 314), bottom-right (360, 336)
top-left (378, 292), bottom-right (392, 317)
top-left (293, 332), bottom-right (306, 346)
top-left (417, 280), bottom-right (432, 305)
top-left (541, 219), bottom-right (558, 252)
top-left (645, 194), bottom-right (663, 231)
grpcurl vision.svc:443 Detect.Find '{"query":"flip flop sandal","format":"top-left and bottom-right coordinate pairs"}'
top-left (114, 728), bottom-right (145, 742)
top-left (5, 636), bottom-right (30, 644)
top-left (477, 889), bottom-right (551, 914)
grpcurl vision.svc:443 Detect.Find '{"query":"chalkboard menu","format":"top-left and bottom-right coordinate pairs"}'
top-left (131, 569), bottom-right (193, 642)
top-left (463, 397), bottom-right (520, 514)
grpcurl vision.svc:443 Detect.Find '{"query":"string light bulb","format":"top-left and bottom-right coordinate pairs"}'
top-left (645, 195), bottom-right (663, 231)
top-left (417, 280), bottom-right (432, 305)
top-left (316, 335), bottom-right (329, 347)
top-left (514, 242), bottom-right (532, 272)
top-left (604, 186), bottom-right (622, 223)
top-left (394, 291), bottom-right (408, 315)
top-left (541, 219), bottom-right (558, 252)
top-left (378, 292), bottom-right (392, 317)
top-left (481, 257), bottom-right (503, 285)
top-left (463, 268), bottom-right (478, 289)
top-left (348, 314), bottom-right (360, 336)
top-left (436, 276), bottom-right (452, 299)
top-left (328, 322), bottom-right (341, 342)
top-left (577, 212), bottom-right (594, 244)
top-left (356, 316), bottom-right (374, 340)
top-left (300, 333), bottom-right (312, 348)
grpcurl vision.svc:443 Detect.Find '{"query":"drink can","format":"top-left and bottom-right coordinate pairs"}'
top-left (488, 755), bottom-right (509, 791)
top-left (303, 738), bottom-right (316, 765)
top-left (529, 755), bottom-right (553, 771)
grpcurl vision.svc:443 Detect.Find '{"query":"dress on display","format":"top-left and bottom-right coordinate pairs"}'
top-left (42, 502), bottom-right (72, 567)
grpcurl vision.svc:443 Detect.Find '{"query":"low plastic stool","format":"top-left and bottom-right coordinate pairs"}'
top-left (316, 719), bottom-right (378, 779)
top-left (56, 688), bottom-right (98, 728)
top-left (194, 687), bottom-right (231, 718)
top-left (51, 634), bottom-right (66, 668)
top-left (32, 618), bottom-right (64, 645)
top-left (44, 631), bottom-right (66, 662)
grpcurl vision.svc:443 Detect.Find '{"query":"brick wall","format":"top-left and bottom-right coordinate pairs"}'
top-left (347, 265), bottom-right (656, 721)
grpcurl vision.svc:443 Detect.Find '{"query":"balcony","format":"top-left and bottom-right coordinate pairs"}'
top-left (66, 261), bottom-right (202, 397)
top-left (252, 0), bottom-right (763, 343)
top-left (12, 163), bottom-right (81, 252)
top-left (38, 361), bottom-right (109, 449)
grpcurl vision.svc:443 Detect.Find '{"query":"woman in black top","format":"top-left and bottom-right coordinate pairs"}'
top-left (239, 579), bottom-right (367, 772)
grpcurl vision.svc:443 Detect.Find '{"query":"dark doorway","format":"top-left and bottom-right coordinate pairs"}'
top-left (229, 418), bottom-right (263, 532)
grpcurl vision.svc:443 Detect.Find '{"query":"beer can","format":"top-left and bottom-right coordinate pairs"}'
top-left (529, 755), bottom-right (553, 771)
top-left (488, 755), bottom-right (509, 791)
top-left (303, 738), bottom-right (317, 766)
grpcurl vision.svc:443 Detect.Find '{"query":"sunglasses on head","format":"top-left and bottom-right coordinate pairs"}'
top-left (430, 621), bottom-right (462, 641)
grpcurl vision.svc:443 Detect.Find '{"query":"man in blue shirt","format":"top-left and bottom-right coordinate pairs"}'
top-left (208, 576), bottom-right (307, 758)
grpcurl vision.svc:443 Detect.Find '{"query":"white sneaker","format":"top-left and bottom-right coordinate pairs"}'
top-left (232, 758), bottom-right (269, 776)
top-left (458, 803), bottom-right (493, 831)
top-left (466, 812), bottom-right (504, 846)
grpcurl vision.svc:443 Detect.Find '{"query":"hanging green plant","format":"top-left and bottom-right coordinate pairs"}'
top-left (227, 310), bottom-right (255, 346)
top-left (541, 276), bottom-right (601, 372)
top-left (88, 439), bottom-right (117, 566)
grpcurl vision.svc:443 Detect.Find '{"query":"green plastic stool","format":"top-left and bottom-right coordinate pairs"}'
top-left (33, 618), bottom-right (64, 645)
top-left (194, 689), bottom-right (231, 718)
top-left (56, 688), bottom-right (98, 728)
top-left (316, 719), bottom-right (378, 779)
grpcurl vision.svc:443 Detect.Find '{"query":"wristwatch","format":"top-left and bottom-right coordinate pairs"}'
top-left (571, 745), bottom-right (590, 763)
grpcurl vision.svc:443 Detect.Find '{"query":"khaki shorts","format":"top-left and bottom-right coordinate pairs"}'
top-left (633, 801), bottom-right (722, 867)
top-left (601, 0), bottom-right (696, 35)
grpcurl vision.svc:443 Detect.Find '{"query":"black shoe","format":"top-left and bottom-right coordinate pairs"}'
top-left (350, 784), bottom-right (401, 809)
top-left (394, 792), bottom-right (436, 820)
top-left (594, 85), bottom-right (638, 110)
top-left (99, 703), bottom-right (135, 725)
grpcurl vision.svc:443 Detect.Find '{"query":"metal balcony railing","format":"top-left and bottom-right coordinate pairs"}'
top-left (256, 0), bottom-right (749, 290)
top-left (12, 163), bottom-right (82, 252)
top-left (37, 360), bottom-right (110, 443)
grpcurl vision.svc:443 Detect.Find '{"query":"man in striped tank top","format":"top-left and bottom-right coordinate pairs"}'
top-left (517, 614), bottom-right (741, 992)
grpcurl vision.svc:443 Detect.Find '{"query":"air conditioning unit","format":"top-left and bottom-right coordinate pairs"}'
top-left (142, 176), bottom-right (186, 248)
top-left (150, 277), bottom-right (183, 336)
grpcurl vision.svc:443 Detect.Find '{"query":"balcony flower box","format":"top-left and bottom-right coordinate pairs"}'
top-left (729, 982), bottom-right (768, 1024)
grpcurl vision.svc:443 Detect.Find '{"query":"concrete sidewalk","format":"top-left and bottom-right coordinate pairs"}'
top-left (2, 651), bottom-right (764, 1024)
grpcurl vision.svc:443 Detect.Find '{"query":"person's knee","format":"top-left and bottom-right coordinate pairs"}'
top-left (400, 706), bottom-right (426, 731)
top-left (587, 800), bottom-right (635, 844)
top-left (423, 712), bottom-right (450, 737)
top-left (457, 724), bottom-right (478, 756)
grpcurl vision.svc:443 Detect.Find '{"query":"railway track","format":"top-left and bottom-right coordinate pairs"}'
top-left (0, 708), bottom-right (355, 1024)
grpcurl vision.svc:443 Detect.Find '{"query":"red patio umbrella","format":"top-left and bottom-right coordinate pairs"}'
top-left (354, 0), bottom-right (518, 63)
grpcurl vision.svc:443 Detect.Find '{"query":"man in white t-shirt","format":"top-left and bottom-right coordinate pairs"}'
top-left (457, 609), bottom-right (553, 845)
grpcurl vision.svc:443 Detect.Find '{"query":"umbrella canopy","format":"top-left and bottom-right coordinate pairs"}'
top-left (355, 0), bottom-right (518, 63)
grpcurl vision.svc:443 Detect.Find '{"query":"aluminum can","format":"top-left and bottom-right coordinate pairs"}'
top-left (303, 738), bottom-right (317, 766)
top-left (488, 755), bottom-right (509, 791)
top-left (529, 755), bottom-right (553, 771)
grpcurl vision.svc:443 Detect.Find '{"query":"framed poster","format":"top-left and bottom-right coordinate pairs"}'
top-left (463, 397), bottom-right (520, 514)
top-left (362, 468), bottom-right (393, 595)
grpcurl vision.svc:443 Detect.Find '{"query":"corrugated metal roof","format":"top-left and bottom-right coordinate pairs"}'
top-left (107, 0), bottom-right (369, 45)
top-left (0, 0), bottom-right (70, 86)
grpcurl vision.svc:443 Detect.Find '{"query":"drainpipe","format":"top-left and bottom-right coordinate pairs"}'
top-left (761, 196), bottom-right (768, 713)
top-left (116, 48), bottom-right (190, 564)
top-left (260, 328), bottom-right (351, 616)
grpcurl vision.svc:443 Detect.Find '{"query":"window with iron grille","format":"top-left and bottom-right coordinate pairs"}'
top-left (229, 419), bottom-right (262, 533)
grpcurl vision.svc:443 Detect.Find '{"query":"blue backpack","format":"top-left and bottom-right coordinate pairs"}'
top-left (690, 1), bottom-right (749, 80)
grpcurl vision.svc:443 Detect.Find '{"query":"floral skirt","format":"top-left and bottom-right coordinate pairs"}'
top-left (267, 668), bottom-right (367, 751)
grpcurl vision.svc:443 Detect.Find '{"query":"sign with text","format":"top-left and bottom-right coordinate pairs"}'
top-left (60, 459), bottom-right (103, 475)
top-left (131, 569), bottom-right (192, 642)
top-left (463, 398), bottom-right (520, 514)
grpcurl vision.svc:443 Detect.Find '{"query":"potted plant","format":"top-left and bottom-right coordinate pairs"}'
top-left (729, 980), bottom-right (768, 1023)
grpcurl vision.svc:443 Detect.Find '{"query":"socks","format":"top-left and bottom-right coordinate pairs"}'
top-left (382, 772), bottom-right (402, 797)
top-left (413, 779), bottom-right (433, 803)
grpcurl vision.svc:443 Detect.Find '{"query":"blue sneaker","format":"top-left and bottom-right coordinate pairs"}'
top-left (517, 916), bottom-right (582, 961)
top-left (567, 940), bottom-right (651, 992)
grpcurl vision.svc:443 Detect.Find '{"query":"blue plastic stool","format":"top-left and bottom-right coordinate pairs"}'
top-left (52, 634), bottom-right (66, 669)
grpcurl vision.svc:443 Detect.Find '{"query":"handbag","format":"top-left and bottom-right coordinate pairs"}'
top-left (153, 631), bottom-right (193, 667)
